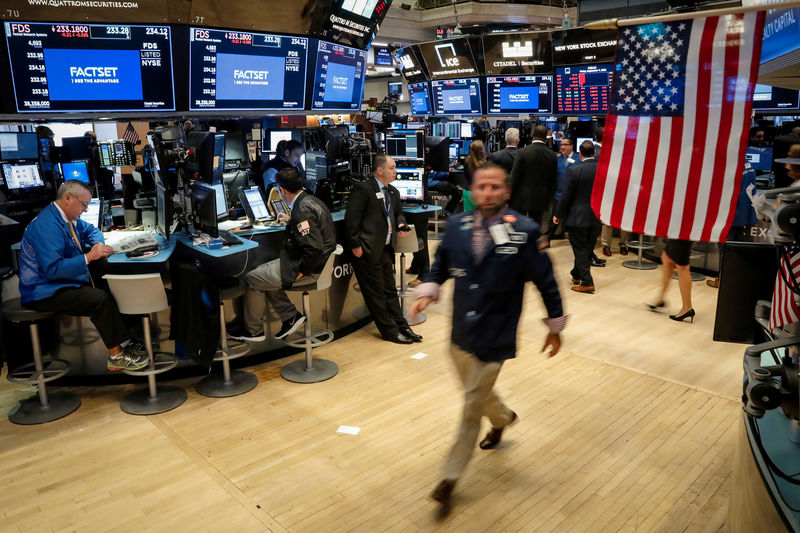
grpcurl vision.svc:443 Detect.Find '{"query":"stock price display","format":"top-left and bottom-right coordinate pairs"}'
top-left (189, 28), bottom-right (308, 111)
top-left (555, 64), bottom-right (613, 114)
top-left (311, 40), bottom-right (367, 111)
top-left (4, 22), bottom-right (174, 113)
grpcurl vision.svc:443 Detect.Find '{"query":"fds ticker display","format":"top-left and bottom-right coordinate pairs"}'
top-left (190, 28), bottom-right (308, 111)
top-left (555, 64), bottom-right (613, 114)
top-left (311, 40), bottom-right (367, 111)
top-left (4, 22), bottom-right (175, 113)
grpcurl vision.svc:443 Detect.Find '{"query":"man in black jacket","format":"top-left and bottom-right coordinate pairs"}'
top-left (263, 139), bottom-right (305, 191)
top-left (488, 127), bottom-right (520, 175)
top-left (554, 141), bottom-right (602, 293)
top-left (345, 154), bottom-right (421, 344)
top-left (773, 125), bottom-right (800, 188)
top-left (229, 168), bottom-right (336, 341)
top-left (509, 125), bottom-right (558, 247)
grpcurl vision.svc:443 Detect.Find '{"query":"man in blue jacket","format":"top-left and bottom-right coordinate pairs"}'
top-left (19, 180), bottom-right (148, 371)
top-left (409, 163), bottom-right (565, 507)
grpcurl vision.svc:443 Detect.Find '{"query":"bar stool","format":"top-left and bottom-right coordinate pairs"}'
top-left (196, 282), bottom-right (257, 397)
top-left (281, 245), bottom-right (342, 384)
top-left (623, 234), bottom-right (658, 270)
top-left (395, 225), bottom-right (426, 326)
top-left (4, 298), bottom-right (81, 424)
top-left (104, 274), bottom-right (186, 415)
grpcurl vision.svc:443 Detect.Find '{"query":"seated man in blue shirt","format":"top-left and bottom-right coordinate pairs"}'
top-left (263, 139), bottom-right (305, 191)
top-left (19, 180), bottom-right (149, 371)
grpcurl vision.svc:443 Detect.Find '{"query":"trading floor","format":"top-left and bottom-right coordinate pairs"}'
top-left (0, 239), bottom-right (743, 531)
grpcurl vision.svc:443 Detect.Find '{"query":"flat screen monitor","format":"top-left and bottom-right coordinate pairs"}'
top-left (551, 28), bottom-right (618, 66)
top-left (309, 0), bottom-right (391, 50)
top-left (408, 81), bottom-right (432, 115)
top-left (0, 132), bottom-right (39, 160)
top-left (194, 181), bottom-right (228, 216)
top-left (61, 136), bottom-right (91, 161)
top-left (449, 143), bottom-right (459, 160)
top-left (187, 132), bottom-right (226, 182)
top-left (752, 84), bottom-right (800, 112)
top-left (189, 28), bottom-right (308, 111)
top-left (268, 130), bottom-right (293, 152)
top-left (425, 136), bottom-right (450, 172)
top-left (388, 81), bottom-right (402, 96)
top-left (311, 41), bottom-right (367, 112)
top-left (395, 45), bottom-right (428, 84)
top-left (487, 75), bottom-right (554, 115)
top-left (482, 31), bottom-right (552, 75)
top-left (155, 183), bottom-right (173, 239)
top-left (375, 46), bottom-right (393, 66)
top-left (224, 132), bottom-right (249, 169)
top-left (460, 139), bottom-right (473, 156)
top-left (460, 122), bottom-right (473, 139)
top-left (191, 183), bottom-right (219, 237)
top-left (240, 186), bottom-right (272, 222)
top-left (418, 38), bottom-right (479, 80)
top-left (60, 160), bottom-right (90, 183)
top-left (79, 198), bottom-right (101, 229)
top-left (555, 64), bottom-right (614, 114)
top-left (394, 167), bottom-right (425, 202)
top-left (576, 137), bottom-right (593, 149)
top-left (1, 162), bottom-right (44, 190)
top-left (431, 78), bottom-right (482, 116)
top-left (746, 146), bottom-right (773, 172)
top-left (4, 22), bottom-right (175, 113)
top-left (385, 130), bottom-right (423, 159)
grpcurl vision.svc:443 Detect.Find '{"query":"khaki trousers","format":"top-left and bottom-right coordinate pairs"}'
top-left (601, 225), bottom-right (631, 248)
top-left (442, 344), bottom-right (516, 481)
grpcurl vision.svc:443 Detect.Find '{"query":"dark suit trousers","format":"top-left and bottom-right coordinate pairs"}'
top-left (567, 226), bottom-right (600, 286)
top-left (353, 245), bottom-right (408, 336)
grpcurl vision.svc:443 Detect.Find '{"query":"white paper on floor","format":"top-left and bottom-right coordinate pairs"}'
top-left (337, 425), bottom-right (361, 435)
top-left (411, 352), bottom-right (429, 360)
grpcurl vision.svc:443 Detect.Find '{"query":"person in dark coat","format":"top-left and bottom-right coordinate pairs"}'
top-left (345, 154), bottom-right (421, 344)
top-left (488, 127), bottom-right (520, 176)
top-left (554, 141), bottom-right (602, 293)
top-left (773, 126), bottom-right (800, 188)
top-left (509, 125), bottom-right (558, 230)
top-left (410, 163), bottom-right (564, 507)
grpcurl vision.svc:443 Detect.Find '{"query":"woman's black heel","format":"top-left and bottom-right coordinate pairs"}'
top-left (646, 301), bottom-right (666, 311)
top-left (669, 309), bottom-right (695, 323)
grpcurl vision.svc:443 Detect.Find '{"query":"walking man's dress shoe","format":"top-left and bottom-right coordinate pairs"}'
top-left (590, 258), bottom-right (607, 267)
top-left (571, 278), bottom-right (581, 285)
top-left (602, 245), bottom-right (612, 257)
top-left (431, 479), bottom-right (456, 505)
top-left (571, 284), bottom-right (596, 294)
top-left (382, 332), bottom-right (414, 344)
top-left (400, 327), bottom-right (423, 342)
top-left (479, 411), bottom-right (518, 449)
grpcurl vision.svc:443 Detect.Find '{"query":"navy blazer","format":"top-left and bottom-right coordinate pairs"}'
top-left (555, 159), bottom-right (601, 229)
top-left (424, 209), bottom-right (563, 362)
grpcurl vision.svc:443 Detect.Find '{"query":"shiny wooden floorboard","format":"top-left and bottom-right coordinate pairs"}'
top-left (0, 239), bottom-right (749, 531)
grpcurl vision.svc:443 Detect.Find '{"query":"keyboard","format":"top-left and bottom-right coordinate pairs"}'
top-left (217, 229), bottom-right (243, 246)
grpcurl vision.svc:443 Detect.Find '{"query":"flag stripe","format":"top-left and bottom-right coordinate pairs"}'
top-left (596, 114), bottom-right (625, 223)
top-left (592, 114), bottom-right (616, 217)
top-left (645, 118), bottom-right (670, 235)
top-left (633, 118), bottom-right (661, 233)
top-left (620, 118), bottom-right (650, 232)
top-left (656, 117), bottom-right (684, 237)
top-left (609, 117), bottom-right (639, 229)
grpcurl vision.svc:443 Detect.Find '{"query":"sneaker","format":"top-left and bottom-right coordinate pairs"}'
top-left (126, 340), bottom-right (159, 358)
top-left (275, 313), bottom-right (306, 340)
top-left (107, 347), bottom-right (149, 371)
top-left (227, 325), bottom-right (266, 342)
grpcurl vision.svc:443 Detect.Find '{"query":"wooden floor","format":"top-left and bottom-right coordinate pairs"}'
top-left (0, 239), bottom-right (750, 532)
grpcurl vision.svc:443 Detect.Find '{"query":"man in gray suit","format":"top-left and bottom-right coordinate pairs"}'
top-left (488, 127), bottom-right (520, 175)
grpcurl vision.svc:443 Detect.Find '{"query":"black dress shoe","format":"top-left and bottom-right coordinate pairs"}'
top-left (381, 332), bottom-right (415, 344)
top-left (590, 258), bottom-right (607, 268)
top-left (431, 479), bottom-right (456, 505)
top-left (479, 411), bottom-right (518, 449)
top-left (400, 327), bottom-right (423, 342)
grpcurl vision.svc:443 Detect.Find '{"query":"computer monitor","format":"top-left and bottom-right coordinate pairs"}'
top-left (60, 161), bottom-right (90, 184)
top-left (194, 181), bottom-right (228, 216)
top-left (746, 146), bottom-right (773, 172)
top-left (385, 130), bottom-right (424, 160)
top-left (240, 186), bottom-right (272, 222)
top-left (430, 78), bottom-right (483, 116)
top-left (1, 162), bottom-right (45, 190)
top-left (0, 132), bottom-right (39, 160)
top-left (155, 183), bottom-right (173, 239)
top-left (61, 137), bottom-right (91, 161)
top-left (425, 136), bottom-right (451, 172)
top-left (79, 198), bottom-right (102, 230)
top-left (394, 167), bottom-right (425, 202)
top-left (191, 183), bottom-right (219, 237)
top-left (576, 137), bottom-right (593, 150)
top-left (408, 81), bottom-right (432, 116)
top-left (187, 132), bottom-right (226, 183)
top-left (268, 130), bottom-right (293, 153)
top-left (448, 144), bottom-right (459, 161)
top-left (310, 40), bottom-right (367, 112)
top-left (223, 132), bottom-right (249, 170)
top-left (460, 122), bottom-right (474, 139)
top-left (388, 81), bottom-right (402, 96)
top-left (460, 139), bottom-right (473, 156)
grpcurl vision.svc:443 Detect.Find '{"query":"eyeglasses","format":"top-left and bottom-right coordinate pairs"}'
top-left (70, 194), bottom-right (91, 210)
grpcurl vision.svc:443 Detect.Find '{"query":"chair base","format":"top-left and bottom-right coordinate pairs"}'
top-left (622, 260), bottom-right (658, 270)
top-left (281, 359), bottom-right (339, 383)
top-left (406, 311), bottom-right (426, 326)
top-left (8, 391), bottom-right (81, 425)
top-left (196, 370), bottom-right (258, 398)
top-left (121, 385), bottom-right (187, 415)
top-left (673, 270), bottom-right (705, 282)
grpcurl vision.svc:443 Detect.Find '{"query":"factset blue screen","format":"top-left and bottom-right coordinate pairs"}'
top-left (409, 82), bottom-right (432, 115)
top-left (431, 78), bottom-right (482, 115)
top-left (487, 75), bottom-right (553, 114)
top-left (311, 40), bottom-right (367, 111)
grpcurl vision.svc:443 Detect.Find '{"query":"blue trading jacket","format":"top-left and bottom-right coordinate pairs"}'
top-left (424, 209), bottom-right (563, 362)
top-left (19, 203), bottom-right (104, 303)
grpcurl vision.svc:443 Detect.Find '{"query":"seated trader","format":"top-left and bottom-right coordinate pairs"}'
top-left (229, 168), bottom-right (336, 341)
top-left (18, 180), bottom-right (148, 371)
top-left (263, 139), bottom-right (305, 191)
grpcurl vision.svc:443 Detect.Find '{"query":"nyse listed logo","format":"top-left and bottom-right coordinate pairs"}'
top-left (502, 41), bottom-right (533, 58)
top-left (435, 43), bottom-right (460, 68)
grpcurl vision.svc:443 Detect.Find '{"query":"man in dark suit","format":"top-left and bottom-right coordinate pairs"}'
top-left (554, 141), bottom-right (602, 293)
top-left (345, 154), bottom-right (421, 344)
top-left (509, 125), bottom-right (557, 231)
top-left (488, 127), bottom-right (520, 175)
top-left (773, 125), bottom-right (800, 188)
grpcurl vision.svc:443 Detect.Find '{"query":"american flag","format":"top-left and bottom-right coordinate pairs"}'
top-left (591, 13), bottom-right (766, 243)
top-left (769, 243), bottom-right (800, 331)
top-left (122, 121), bottom-right (140, 145)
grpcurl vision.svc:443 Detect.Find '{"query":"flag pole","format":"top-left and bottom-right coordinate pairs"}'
top-left (584, 0), bottom-right (800, 29)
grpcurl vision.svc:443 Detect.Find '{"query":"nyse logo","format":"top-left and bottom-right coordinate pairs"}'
top-left (502, 41), bottom-right (533, 58)
top-left (435, 43), bottom-right (460, 68)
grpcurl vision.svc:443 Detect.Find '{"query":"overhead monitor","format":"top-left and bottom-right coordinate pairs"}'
top-left (395, 45), bottom-right (428, 84)
top-left (0, 132), bottom-right (39, 160)
top-left (418, 38), bottom-right (479, 80)
top-left (408, 81), bottom-right (432, 115)
top-left (482, 31), bottom-right (552, 75)
top-left (394, 167), bottom-right (425, 202)
top-left (60, 160), bottom-right (90, 183)
top-left (189, 28), bottom-right (308, 111)
top-left (552, 28), bottom-right (618, 66)
top-left (760, 7), bottom-right (800, 63)
top-left (487, 75), bottom-right (554, 114)
top-left (555, 64), bottom-right (613, 114)
top-left (79, 198), bottom-right (102, 229)
top-left (431, 78), bottom-right (482, 115)
top-left (310, 40), bottom-right (367, 111)
top-left (374, 46), bottom-right (393, 66)
top-left (309, 0), bottom-right (391, 50)
top-left (752, 84), bottom-right (800, 112)
top-left (4, 22), bottom-right (175, 113)
top-left (1, 162), bottom-right (45, 190)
